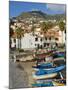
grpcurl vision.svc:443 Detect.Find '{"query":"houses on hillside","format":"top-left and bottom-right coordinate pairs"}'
top-left (10, 26), bottom-right (65, 50)
top-left (10, 18), bottom-right (66, 50)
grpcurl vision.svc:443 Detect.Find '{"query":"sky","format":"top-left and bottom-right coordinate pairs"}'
top-left (9, 1), bottom-right (66, 17)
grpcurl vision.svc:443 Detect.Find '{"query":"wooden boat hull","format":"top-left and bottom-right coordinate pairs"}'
top-left (32, 72), bottom-right (57, 79)
top-left (52, 81), bottom-right (65, 86)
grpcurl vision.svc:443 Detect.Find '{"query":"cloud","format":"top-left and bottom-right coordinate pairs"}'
top-left (46, 4), bottom-right (66, 13)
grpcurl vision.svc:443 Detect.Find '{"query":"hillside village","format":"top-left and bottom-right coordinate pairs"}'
top-left (10, 11), bottom-right (66, 50)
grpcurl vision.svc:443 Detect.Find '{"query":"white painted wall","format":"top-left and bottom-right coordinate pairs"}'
top-left (21, 33), bottom-right (35, 49)
top-left (21, 33), bottom-right (43, 49)
top-left (11, 31), bottom-right (66, 49)
top-left (63, 31), bottom-right (66, 43)
top-left (58, 30), bottom-right (65, 44)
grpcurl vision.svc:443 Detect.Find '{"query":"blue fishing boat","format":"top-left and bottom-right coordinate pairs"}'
top-left (32, 63), bottom-right (54, 69)
top-left (56, 52), bottom-right (64, 56)
top-left (32, 78), bottom-right (65, 87)
top-left (35, 65), bottom-right (65, 76)
top-left (53, 53), bottom-right (64, 59)
top-left (56, 51), bottom-right (64, 54)
top-left (58, 53), bottom-right (64, 57)
top-left (32, 65), bottom-right (65, 79)
top-left (32, 82), bottom-right (53, 87)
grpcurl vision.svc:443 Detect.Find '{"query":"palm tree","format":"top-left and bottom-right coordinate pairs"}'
top-left (47, 21), bottom-right (54, 29)
top-left (41, 22), bottom-right (48, 34)
top-left (15, 27), bottom-right (24, 49)
top-left (31, 25), bottom-right (35, 36)
top-left (59, 21), bottom-right (65, 44)
top-left (41, 22), bottom-right (54, 49)
top-left (31, 20), bottom-right (36, 36)
top-left (41, 22), bottom-right (53, 34)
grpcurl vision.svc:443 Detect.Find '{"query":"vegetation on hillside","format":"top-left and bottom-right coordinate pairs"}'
top-left (16, 11), bottom-right (65, 21)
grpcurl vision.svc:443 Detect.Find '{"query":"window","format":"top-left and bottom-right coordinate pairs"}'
top-left (45, 37), bottom-right (47, 40)
top-left (55, 43), bottom-right (58, 46)
top-left (47, 43), bottom-right (49, 46)
top-left (44, 43), bottom-right (46, 47)
top-left (40, 38), bottom-right (42, 42)
top-left (37, 44), bottom-right (39, 49)
top-left (55, 38), bottom-right (58, 40)
top-left (40, 45), bottom-right (43, 49)
top-left (35, 37), bottom-right (38, 41)
top-left (49, 37), bottom-right (51, 40)
top-left (14, 39), bottom-right (16, 43)
top-left (15, 44), bottom-right (16, 48)
top-left (65, 30), bottom-right (66, 33)
top-left (35, 44), bottom-right (36, 46)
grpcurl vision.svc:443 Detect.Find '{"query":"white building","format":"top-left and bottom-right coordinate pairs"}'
top-left (53, 26), bottom-right (66, 44)
top-left (11, 26), bottom-right (66, 50)
top-left (16, 33), bottom-right (44, 50)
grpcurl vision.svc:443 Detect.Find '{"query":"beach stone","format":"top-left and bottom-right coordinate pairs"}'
top-left (9, 61), bottom-right (29, 89)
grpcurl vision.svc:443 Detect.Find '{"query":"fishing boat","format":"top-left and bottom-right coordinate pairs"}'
top-left (32, 63), bottom-right (54, 69)
top-left (33, 54), bottom-right (53, 63)
top-left (54, 57), bottom-right (64, 61)
top-left (56, 53), bottom-right (64, 56)
top-left (52, 81), bottom-right (65, 86)
top-left (35, 65), bottom-right (65, 75)
top-left (32, 65), bottom-right (65, 79)
top-left (32, 72), bottom-right (57, 79)
top-left (33, 58), bottom-right (45, 62)
top-left (33, 67), bottom-right (54, 71)
top-left (53, 53), bottom-right (64, 59)
top-left (32, 63), bottom-right (55, 71)
top-left (58, 52), bottom-right (65, 54)
top-left (32, 82), bottom-right (53, 87)
top-left (32, 81), bottom-right (65, 87)
top-left (36, 52), bottom-right (53, 59)
top-left (36, 77), bottom-right (66, 85)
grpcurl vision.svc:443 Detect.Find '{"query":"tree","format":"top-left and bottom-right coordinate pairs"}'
top-left (31, 25), bottom-right (35, 36)
top-left (47, 21), bottom-right (54, 29)
top-left (59, 21), bottom-right (65, 44)
top-left (41, 22), bottom-right (48, 34)
top-left (41, 22), bottom-right (53, 34)
top-left (15, 27), bottom-right (24, 49)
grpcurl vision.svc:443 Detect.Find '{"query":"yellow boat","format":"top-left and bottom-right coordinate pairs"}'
top-left (52, 81), bottom-right (65, 86)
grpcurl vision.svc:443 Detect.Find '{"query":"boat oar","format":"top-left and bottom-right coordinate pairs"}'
top-left (59, 72), bottom-right (64, 79)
